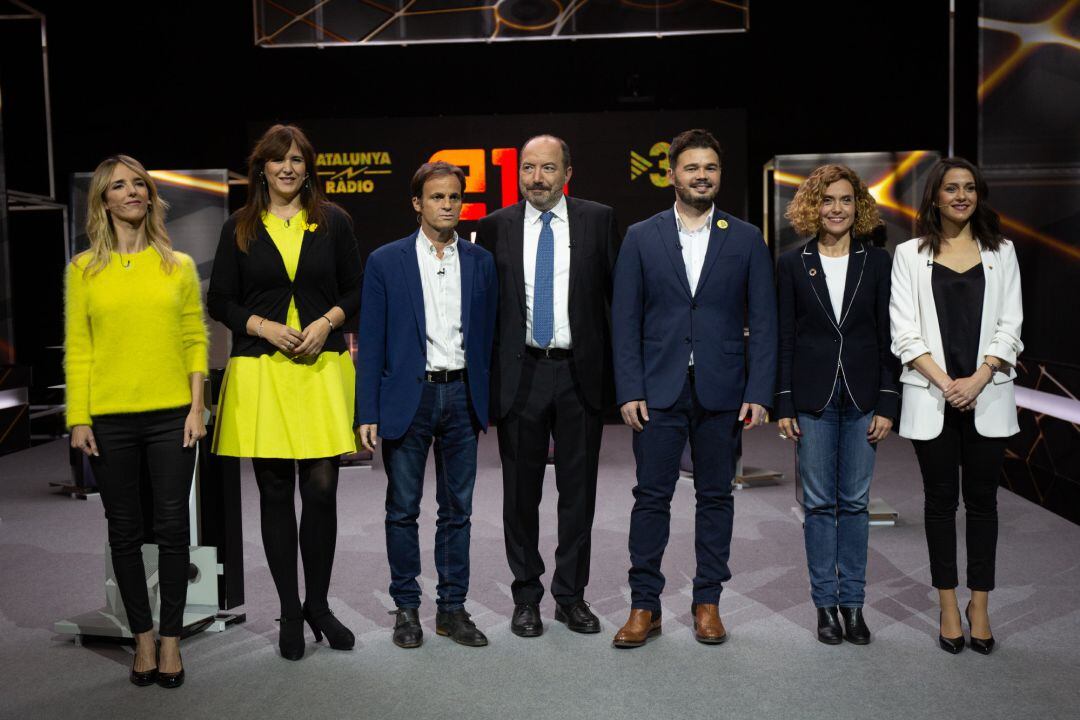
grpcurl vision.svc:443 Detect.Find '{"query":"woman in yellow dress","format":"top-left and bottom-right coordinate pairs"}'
top-left (208, 124), bottom-right (362, 661)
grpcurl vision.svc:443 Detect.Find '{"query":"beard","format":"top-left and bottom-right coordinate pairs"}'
top-left (675, 182), bottom-right (717, 211)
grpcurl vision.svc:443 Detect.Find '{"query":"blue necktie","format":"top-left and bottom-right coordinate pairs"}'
top-left (533, 211), bottom-right (555, 348)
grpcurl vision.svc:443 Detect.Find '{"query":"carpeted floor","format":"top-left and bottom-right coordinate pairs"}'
top-left (1, 425), bottom-right (1078, 720)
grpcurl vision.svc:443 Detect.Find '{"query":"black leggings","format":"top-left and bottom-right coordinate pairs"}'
top-left (89, 407), bottom-right (194, 637)
top-left (251, 457), bottom-right (340, 618)
top-left (912, 407), bottom-right (1008, 591)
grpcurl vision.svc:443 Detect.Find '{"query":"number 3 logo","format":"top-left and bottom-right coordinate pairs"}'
top-left (649, 141), bottom-right (671, 188)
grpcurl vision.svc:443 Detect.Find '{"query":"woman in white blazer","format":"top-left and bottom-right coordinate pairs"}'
top-left (890, 157), bottom-right (1022, 656)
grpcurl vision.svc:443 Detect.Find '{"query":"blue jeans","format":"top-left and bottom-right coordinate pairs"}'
top-left (796, 374), bottom-right (876, 608)
top-left (628, 374), bottom-right (739, 612)
top-left (383, 380), bottom-right (479, 612)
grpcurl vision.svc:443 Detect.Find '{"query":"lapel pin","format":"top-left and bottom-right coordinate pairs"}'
top-left (988, 265), bottom-right (993, 270)
top-left (808, 268), bottom-right (818, 277)
top-left (717, 219), bottom-right (728, 229)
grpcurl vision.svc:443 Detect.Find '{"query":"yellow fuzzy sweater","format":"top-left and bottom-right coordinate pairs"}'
top-left (64, 246), bottom-right (209, 427)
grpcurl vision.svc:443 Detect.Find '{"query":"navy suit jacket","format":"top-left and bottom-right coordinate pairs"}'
top-left (612, 207), bottom-right (777, 411)
top-left (355, 232), bottom-right (498, 440)
top-left (774, 238), bottom-right (899, 420)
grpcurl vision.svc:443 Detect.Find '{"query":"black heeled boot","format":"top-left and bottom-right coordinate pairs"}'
top-left (816, 606), bottom-right (843, 645)
top-left (304, 603), bottom-right (355, 651)
top-left (277, 616), bottom-right (306, 661)
top-left (965, 602), bottom-right (995, 655)
top-left (839, 606), bottom-right (871, 645)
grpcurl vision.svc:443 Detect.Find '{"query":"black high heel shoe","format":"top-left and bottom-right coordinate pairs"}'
top-left (277, 616), bottom-right (306, 661)
top-left (303, 603), bottom-right (355, 651)
top-left (129, 644), bottom-right (158, 687)
top-left (965, 602), bottom-right (995, 655)
top-left (938, 610), bottom-right (965, 654)
top-left (155, 641), bottom-right (185, 689)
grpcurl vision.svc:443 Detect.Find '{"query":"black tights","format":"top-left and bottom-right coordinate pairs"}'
top-left (252, 457), bottom-right (340, 618)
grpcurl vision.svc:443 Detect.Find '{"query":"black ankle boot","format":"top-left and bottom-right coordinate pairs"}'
top-left (304, 603), bottom-right (355, 651)
top-left (816, 606), bottom-right (843, 645)
top-left (277, 616), bottom-right (306, 661)
top-left (839, 606), bottom-right (871, 645)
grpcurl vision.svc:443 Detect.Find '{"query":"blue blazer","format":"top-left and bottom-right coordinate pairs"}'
top-left (612, 207), bottom-right (777, 411)
top-left (355, 232), bottom-right (498, 440)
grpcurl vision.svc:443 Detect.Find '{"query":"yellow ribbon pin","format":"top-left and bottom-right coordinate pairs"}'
top-left (717, 219), bottom-right (728, 230)
top-left (305, 223), bottom-right (318, 232)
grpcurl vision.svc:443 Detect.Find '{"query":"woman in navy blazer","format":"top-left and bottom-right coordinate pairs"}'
top-left (775, 165), bottom-right (899, 645)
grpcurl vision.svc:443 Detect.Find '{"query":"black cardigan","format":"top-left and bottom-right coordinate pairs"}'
top-left (774, 239), bottom-right (899, 420)
top-left (207, 204), bottom-right (363, 358)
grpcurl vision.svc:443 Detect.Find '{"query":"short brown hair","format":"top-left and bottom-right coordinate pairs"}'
top-left (410, 161), bottom-right (466, 198)
top-left (669, 129), bottom-right (723, 168)
top-left (785, 164), bottom-right (881, 238)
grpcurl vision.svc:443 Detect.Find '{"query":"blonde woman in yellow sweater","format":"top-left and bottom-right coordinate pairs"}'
top-left (65, 155), bottom-right (208, 689)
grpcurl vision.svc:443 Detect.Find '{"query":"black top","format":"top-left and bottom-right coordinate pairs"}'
top-left (774, 239), bottom-right (900, 420)
top-left (932, 262), bottom-right (984, 378)
top-left (207, 204), bottom-right (363, 358)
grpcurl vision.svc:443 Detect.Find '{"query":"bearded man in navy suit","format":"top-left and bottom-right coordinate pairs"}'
top-left (610, 129), bottom-right (777, 648)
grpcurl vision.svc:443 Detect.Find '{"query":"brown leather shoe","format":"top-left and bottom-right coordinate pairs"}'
top-left (612, 609), bottom-right (661, 648)
top-left (691, 603), bottom-right (728, 644)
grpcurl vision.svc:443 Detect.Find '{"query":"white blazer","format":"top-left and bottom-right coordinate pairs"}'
top-left (889, 237), bottom-right (1023, 440)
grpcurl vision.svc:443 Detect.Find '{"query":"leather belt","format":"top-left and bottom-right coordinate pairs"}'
top-left (525, 346), bottom-right (573, 360)
top-left (425, 369), bottom-right (466, 383)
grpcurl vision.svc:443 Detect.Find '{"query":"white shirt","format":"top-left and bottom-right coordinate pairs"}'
top-left (523, 194), bottom-right (572, 349)
top-left (415, 228), bottom-right (465, 371)
top-left (819, 253), bottom-right (849, 321)
top-left (675, 203), bottom-right (714, 366)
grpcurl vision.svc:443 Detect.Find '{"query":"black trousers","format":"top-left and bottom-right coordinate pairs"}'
top-left (498, 352), bottom-right (603, 605)
top-left (89, 407), bottom-right (194, 636)
top-left (912, 407), bottom-right (1008, 591)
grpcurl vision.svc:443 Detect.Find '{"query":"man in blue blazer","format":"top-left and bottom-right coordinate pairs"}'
top-left (610, 129), bottom-right (777, 647)
top-left (356, 161), bottom-right (498, 649)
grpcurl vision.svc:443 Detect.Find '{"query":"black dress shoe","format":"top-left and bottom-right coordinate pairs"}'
top-left (155, 641), bottom-right (184, 689)
top-left (129, 652), bottom-right (158, 687)
top-left (304, 603), bottom-right (355, 650)
top-left (965, 602), bottom-right (995, 655)
top-left (555, 600), bottom-right (601, 634)
top-left (816, 607), bottom-right (843, 645)
top-left (938, 611), bottom-right (965, 655)
top-left (510, 603), bottom-right (543, 637)
top-left (839, 606), bottom-right (871, 645)
top-left (277, 616), bottom-right (306, 661)
top-left (390, 607), bottom-right (423, 648)
top-left (436, 608), bottom-right (488, 647)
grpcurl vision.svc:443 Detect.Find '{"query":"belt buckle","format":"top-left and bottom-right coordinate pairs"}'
top-left (544, 347), bottom-right (553, 358)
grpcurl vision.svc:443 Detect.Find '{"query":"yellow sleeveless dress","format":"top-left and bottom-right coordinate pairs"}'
top-left (212, 210), bottom-right (357, 459)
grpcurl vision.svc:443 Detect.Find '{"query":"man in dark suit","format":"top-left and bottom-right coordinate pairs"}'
top-left (475, 135), bottom-right (620, 637)
top-left (610, 129), bottom-right (777, 648)
top-left (356, 161), bottom-right (498, 649)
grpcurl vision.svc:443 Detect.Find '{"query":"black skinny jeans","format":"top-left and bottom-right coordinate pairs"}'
top-left (89, 407), bottom-right (194, 636)
top-left (912, 406), bottom-right (1008, 591)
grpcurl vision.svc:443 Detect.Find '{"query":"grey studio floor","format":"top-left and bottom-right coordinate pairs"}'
top-left (2, 425), bottom-right (1079, 720)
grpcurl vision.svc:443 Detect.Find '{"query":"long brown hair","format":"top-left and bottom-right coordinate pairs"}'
top-left (916, 157), bottom-right (1002, 255)
top-left (234, 124), bottom-right (327, 251)
top-left (80, 155), bottom-right (178, 277)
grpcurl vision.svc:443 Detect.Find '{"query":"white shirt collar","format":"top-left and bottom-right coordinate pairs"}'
top-left (674, 203), bottom-right (714, 234)
top-left (417, 226), bottom-right (459, 256)
top-left (525, 194), bottom-right (568, 224)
